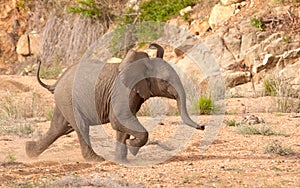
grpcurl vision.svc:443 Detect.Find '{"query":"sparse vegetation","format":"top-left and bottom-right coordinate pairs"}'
top-left (264, 140), bottom-right (294, 156)
top-left (0, 120), bottom-right (34, 136)
top-left (263, 76), bottom-right (299, 113)
top-left (237, 123), bottom-right (285, 136)
top-left (0, 93), bottom-right (43, 120)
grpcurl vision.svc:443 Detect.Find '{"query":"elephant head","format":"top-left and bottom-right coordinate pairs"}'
top-left (110, 50), bottom-right (205, 154)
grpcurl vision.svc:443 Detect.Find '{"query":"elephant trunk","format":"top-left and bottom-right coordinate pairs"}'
top-left (172, 78), bottom-right (205, 130)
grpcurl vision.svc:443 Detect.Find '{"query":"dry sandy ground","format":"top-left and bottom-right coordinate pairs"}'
top-left (0, 75), bottom-right (299, 187)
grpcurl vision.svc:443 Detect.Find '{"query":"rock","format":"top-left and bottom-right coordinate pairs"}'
top-left (241, 114), bottom-right (265, 125)
top-left (220, 0), bottom-right (244, 6)
top-left (189, 20), bottom-right (210, 35)
top-left (16, 34), bottom-right (30, 56)
top-left (252, 53), bottom-right (279, 74)
top-left (174, 36), bottom-right (198, 57)
top-left (0, 0), bottom-right (15, 19)
top-left (204, 33), bottom-right (236, 68)
top-left (228, 82), bottom-right (264, 97)
top-left (244, 32), bottom-right (284, 68)
top-left (223, 27), bottom-right (242, 60)
top-left (16, 32), bottom-right (41, 57)
top-left (107, 57), bottom-right (122, 63)
top-left (224, 71), bottom-right (251, 88)
top-left (176, 55), bottom-right (208, 95)
top-left (278, 59), bottom-right (300, 91)
top-left (41, 15), bottom-right (107, 65)
top-left (180, 6), bottom-right (192, 16)
top-left (28, 32), bottom-right (41, 56)
top-left (208, 3), bottom-right (235, 30)
top-left (240, 32), bottom-right (257, 59)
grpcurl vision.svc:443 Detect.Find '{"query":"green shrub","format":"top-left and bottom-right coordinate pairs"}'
top-left (139, 0), bottom-right (196, 22)
top-left (194, 96), bottom-right (214, 115)
top-left (39, 63), bottom-right (62, 79)
top-left (283, 35), bottom-right (291, 43)
top-left (225, 119), bottom-right (237, 127)
top-left (66, 0), bottom-right (112, 23)
top-left (263, 78), bottom-right (277, 96)
top-left (264, 140), bottom-right (294, 156)
top-left (6, 153), bottom-right (16, 162)
top-left (67, 0), bottom-right (102, 20)
top-left (250, 17), bottom-right (264, 31)
top-left (45, 109), bottom-right (53, 121)
top-left (16, 0), bottom-right (34, 11)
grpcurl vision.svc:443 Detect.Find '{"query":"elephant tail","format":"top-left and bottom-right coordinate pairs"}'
top-left (36, 59), bottom-right (56, 94)
top-left (149, 43), bottom-right (164, 59)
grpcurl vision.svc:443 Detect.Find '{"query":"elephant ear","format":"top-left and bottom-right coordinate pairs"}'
top-left (118, 50), bottom-right (149, 72)
top-left (118, 53), bottom-right (152, 100)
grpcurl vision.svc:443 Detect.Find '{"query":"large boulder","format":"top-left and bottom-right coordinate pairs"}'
top-left (208, 3), bottom-right (235, 30)
top-left (16, 32), bottom-right (41, 62)
top-left (224, 71), bottom-right (251, 88)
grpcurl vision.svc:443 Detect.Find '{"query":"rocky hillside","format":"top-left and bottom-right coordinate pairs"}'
top-left (0, 0), bottom-right (299, 102)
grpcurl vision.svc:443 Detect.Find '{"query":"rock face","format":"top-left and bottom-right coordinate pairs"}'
top-left (0, 0), bottom-right (19, 66)
top-left (163, 2), bottom-right (300, 97)
top-left (40, 15), bottom-right (107, 65)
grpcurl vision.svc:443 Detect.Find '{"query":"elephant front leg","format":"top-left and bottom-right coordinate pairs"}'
top-left (115, 131), bottom-right (130, 163)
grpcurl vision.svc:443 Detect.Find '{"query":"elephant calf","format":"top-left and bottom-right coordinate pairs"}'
top-left (26, 44), bottom-right (204, 163)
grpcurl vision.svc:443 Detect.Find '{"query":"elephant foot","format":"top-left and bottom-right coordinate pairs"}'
top-left (82, 150), bottom-right (105, 162)
top-left (126, 140), bottom-right (141, 156)
top-left (115, 156), bottom-right (129, 164)
top-left (26, 141), bottom-right (40, 158)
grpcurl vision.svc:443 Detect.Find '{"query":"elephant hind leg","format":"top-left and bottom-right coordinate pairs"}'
top-left (26, 106), bottom-right (73, 158)
top-left (73, 125), bottom-right (105, 162)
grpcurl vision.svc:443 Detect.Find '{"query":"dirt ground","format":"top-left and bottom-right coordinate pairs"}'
top-left (0, 75), bottom-right (299, 187)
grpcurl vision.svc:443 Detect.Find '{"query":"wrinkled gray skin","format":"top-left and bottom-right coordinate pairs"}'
top-left (26, 47), bottom-right (205, 163)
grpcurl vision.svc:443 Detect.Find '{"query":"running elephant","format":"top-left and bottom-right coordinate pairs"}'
top-left (26, 44), bottom-right (205, 163)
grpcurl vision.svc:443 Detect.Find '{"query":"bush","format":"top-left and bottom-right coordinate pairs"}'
top-left (194, 96), bottom-right (214, 115)
top-left (264, 140), bottom-right (294, 156)
top-left (263, 78), bottom-right (277, 96)
top-left (139, 0), bottom-right (196, 22)
top-left (250, 17), bottom-right (264, 31)
top-left (66, 0), bottom-right (112, 23)
top-left (225, 119), bottom-right (236, 127)
top-left (39, 63), bottom-right (62, 79)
